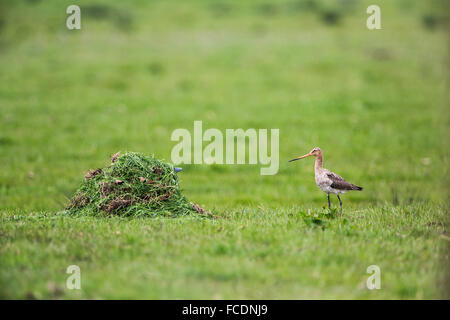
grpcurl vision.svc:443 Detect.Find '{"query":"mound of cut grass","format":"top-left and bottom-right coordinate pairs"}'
top-left (66, 152), bottom-right (210, 218)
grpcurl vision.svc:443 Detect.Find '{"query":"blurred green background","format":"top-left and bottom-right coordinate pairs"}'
top-left (0, 0), bottom-right (447, 211)
top-left (0, 0), bottom-right (448, 299)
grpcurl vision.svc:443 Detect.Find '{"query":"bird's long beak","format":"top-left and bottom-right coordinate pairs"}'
top-left (288, 153), bottom-right (312, 162)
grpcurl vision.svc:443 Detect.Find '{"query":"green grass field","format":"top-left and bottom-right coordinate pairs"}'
top-left (0, 0), bottom-right (448, 299)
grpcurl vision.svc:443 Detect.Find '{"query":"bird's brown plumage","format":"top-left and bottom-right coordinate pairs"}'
top-left (327, 172), bottom-right (363, 191)
top-left (289, 147), bottom-right (363, 211)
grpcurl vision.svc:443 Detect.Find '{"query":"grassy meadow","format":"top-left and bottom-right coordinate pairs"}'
top-left (0, 0), bottom-right (449, 299)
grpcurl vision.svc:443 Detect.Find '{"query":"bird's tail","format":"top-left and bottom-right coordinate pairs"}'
top-left (352, 185), bottom-right (363, 191)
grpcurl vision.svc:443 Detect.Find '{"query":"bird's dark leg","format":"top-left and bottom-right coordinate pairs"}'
top-left (337, 195), bottom-right (343, 213)
top-left (327, 193), bottom-right (331, 210)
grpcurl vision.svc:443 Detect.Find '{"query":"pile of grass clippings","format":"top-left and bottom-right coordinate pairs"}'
top-left (66, 152), bottom-right (212, 218)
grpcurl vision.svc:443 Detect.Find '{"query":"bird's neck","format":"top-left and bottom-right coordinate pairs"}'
top-left (315, 154), bottom-right (323, 171)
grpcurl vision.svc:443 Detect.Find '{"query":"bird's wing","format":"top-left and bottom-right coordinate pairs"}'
top-left (326, 171), bottom-right (358, 190)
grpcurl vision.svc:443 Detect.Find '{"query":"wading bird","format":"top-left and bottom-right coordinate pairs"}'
top-left (289, 147), bottom-right (362, 211)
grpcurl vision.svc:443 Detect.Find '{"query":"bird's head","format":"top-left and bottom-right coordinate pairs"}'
top-left (288, 147), bottom-right (321, 162)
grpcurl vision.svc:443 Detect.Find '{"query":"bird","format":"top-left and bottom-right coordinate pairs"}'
top-left (289, 147), bottom-right (362, 212)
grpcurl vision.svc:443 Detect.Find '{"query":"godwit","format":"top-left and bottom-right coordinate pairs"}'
top-left (289, 147), bottom-right (362, 211)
